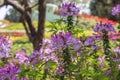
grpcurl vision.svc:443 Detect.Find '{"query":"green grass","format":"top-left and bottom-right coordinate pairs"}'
top-left (11, 36), bottom-right (33, 55)
top-left (4, 22), bottom-right (24, 30)
top-left (10, 31), bottom-right (52, 55)
top-left (3, 21), bottom-right (51, 30)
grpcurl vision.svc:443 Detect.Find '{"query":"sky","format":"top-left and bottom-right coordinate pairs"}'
top-left (0, 6), bottom-right (10, 20)
top-left (0, 7), bottom-right (7, 20)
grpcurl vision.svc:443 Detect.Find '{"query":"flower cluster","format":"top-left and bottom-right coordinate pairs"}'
top-left (0, 36), bottom-right (12, 59)
top-left (85, 36), bottom-right (95, 46)
top-left (94, 22), bottom-right (116, 33)
top-left (84, 36), bottom-right (98, 50)
top-left (15, 51), bottom-right (29, 64)
top-left (51, 32), bottom-right (80, 51)
top-left (29, 50), bottom-right (44, 64)
top-left (60, 3), bottom-right (80, 16)
top-left (112, 4), bottom-right (120, 16)
top-left (0, 63), bottom-right (20, 80)
top-left (29, 39), bottom-right (58, 64)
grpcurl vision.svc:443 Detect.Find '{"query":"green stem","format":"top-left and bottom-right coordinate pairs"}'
top-left (103, 31), bottom-right (110, 56)
top-left (63, 48), bottom-right (71, 80)
top-left (67, 16), bottom-right (73, 32)
top-left (41, 69), bottom-right (48, 80)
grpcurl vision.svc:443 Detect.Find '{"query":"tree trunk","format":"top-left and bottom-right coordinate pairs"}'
top-left (0, 0), bottom-right (46, 51)
top-left (32, 0), bottom-right (46, 50)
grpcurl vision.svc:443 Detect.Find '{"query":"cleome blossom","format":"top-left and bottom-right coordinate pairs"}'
top-left (29, 39), bottom-right (58, 64)
top-left (15, 51), bottom-right (29, 64)
top-left (0, 63), bottom-right (20, 80)
top-left (60, 3), bottom-right (80, 16)
top-left (0, 36), bottom-right (12, 59)
top-left (112, 4), bottom-right (120, 16)
top-left (94, 22), bottom-right (116, 33)
top-left (51, 32), bottom-right (81, 51)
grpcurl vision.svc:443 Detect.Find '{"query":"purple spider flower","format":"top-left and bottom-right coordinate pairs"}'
top-left (15, 51), bottom-right (29, 64)
top-left (60, 3), bottom-right (80, 16)
top-left (29, 50), bottom-right (44, 64)
top-left (84, 36), bottom-right (99, 50)
top-left (29, 39), bottom-right (58, 64)
top-left (85, 36), bottom-right (95, 46)
top-left (40, 39), bottom-right (58, 62)
top-left (112, 4), bottom-right (120, 16)
top-left (51, 32), bottom-right (65, 51)
top-left (0, 36), bottom-right (12, 59)
top-left (93, 34), bottom-right (102, 41)
top-left (0, 63), bottom-right (20, 80)
top-left (94, 22), bottom-right (116, 33)
top-left (51, 32), bottom-right (80, 51)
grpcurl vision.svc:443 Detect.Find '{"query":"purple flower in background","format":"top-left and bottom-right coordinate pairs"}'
top-left (93, 34), bottom-right (102, 41)
top-left (41, 39), bottom-right (58, 62)
top-left (98, 55), bottom-right (106, 69)
top-left (94, 22), bottom-right (116, 33)
top-left (29, 39), bottom-right (58, 64)
top-left (84, 36), bottom-right (99, 50)
top-left (112, 4), bottom-right (120, 16)
top-left (21, 77), bottom-right (27, 80)
top-left (105, 22), bottom-right (116, 32)
top-left (55, 65), bottom-right (65, 75)
top-left (85, 36), bottom-right (95, 46)
top-left (114, 46), bottom-right (120, 56)
top-left (60, 3), bottom-right (80, 16)
top-left (105, 69), bottom-right (112, 75)
top-left (0, 36), bottom-right (12, 59)
top-left (74, 42), bottom-right (81, 51)
top-left (29, 50), bottom-right (44, 64)
top-left (15, 51), bottom-right (29, 64)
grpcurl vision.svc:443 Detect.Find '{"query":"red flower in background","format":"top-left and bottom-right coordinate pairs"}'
top-left (54, 9), bottom-right (118, 25)
top-left (77, 14), bottom-right (118, 25)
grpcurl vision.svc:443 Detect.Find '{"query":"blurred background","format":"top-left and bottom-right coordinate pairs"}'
top-left (0, 0), bottom-right (120, 22)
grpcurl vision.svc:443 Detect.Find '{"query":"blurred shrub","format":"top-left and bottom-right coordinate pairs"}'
top-left (90, 0), bottom-right (120, 21)
top-left (77, 14), bottom-right (118, 30)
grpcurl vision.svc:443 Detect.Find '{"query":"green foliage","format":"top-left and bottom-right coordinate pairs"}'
top-left (77, 17), bottom-right (97, 30)
top-left (11, 36), bottom-right (33, 55)
top-left (3, 21), bottom-right (51, 30)
top-left (3, 21), bottom-right (37, 30)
